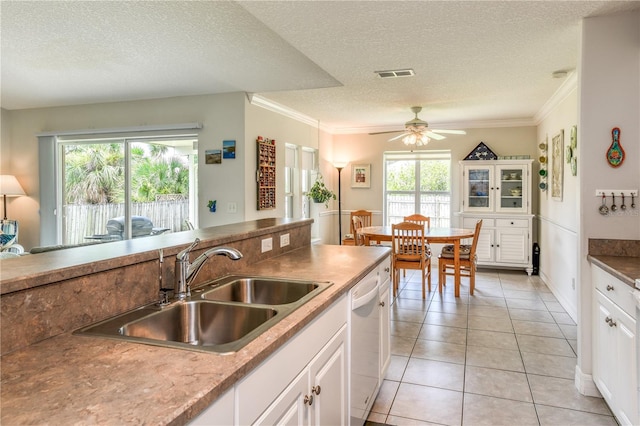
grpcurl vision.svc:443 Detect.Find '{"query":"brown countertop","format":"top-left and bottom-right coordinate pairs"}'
top-left (1, 244), bottom-right (391, 425)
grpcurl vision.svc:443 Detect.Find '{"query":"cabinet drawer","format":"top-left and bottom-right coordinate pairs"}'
top-left (593, 265), bottom-right (636, 319)
top-left (463, 218), bottom-right (494, 228)
top-left (496, 218), bottom-right (528, 228)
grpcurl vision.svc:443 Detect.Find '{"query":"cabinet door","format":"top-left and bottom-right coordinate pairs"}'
top-left (495, 165), bottom-right (528, 213)
top-left (309, 326), bottom-right (348, 426)
top-left (463, 165), bottom-right (493, 212)
top-left (254, 368), bottom-right (310, 426)
top-left (475, 227), bottom-right (495, 263)
top-left (593, 291), bottom-right (616, 402)
top-left (379, 282), bottom-right (391, 379)
top-left (494, 228), bottom-right (528, 264)
top-left (613, 305), bottom-right (638, 426)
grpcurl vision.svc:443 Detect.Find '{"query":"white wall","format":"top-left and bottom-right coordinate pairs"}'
top-left (576, 10), bottom-right (640, 395)
top-left (536, 85), bottom-right (579, 320)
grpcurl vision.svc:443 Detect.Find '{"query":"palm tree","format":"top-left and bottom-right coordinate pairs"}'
top-left (64, 143), bottom-right (124, 204)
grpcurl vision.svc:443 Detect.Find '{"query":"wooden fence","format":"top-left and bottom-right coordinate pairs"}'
top-left (63, 200), bottom-right (190, 245)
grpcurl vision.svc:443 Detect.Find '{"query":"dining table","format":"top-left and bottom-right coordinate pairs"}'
top-left (358, 225), bottom-right (476, 297)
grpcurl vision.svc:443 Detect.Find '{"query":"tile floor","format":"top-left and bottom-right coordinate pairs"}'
top-left (367, 266), bottom-right (618, 426)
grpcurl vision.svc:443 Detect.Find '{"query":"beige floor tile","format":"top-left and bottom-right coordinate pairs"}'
top-left (528, 375), bottom-right (612, 415)
top-left (424, 311), bottom-right (468, 328)
top-left (391, 320), bottom-right (423, 338)
top-left (403, 358), bottom-right (465, 391)
top-left (512, 319), bottom-right (565, 338)
top-left (468, 295), bottom-right (507, 307)
top-left (559, 323), bottom-right (578, 340)
top-left (385, 355), bottom-right (409, 381)
top-left (391, 306), bottom-right (426, 323)
top-left (522, 352), bottom-right (576, 379)
top-left (471, 286), bottom-right (505, 298)
top-left (466, 345), bottom-right (524, 372)
top-left (568, 339), bottom-right (578, 355)
top-left (428, 301), bottom-right (468, 315)
top-left (466, 329), bottom-right (518, 350)
top-left (418, 324), bottom-right (467, 345)
top-left (393, 297), bottom-right (430, 312)
top-left (516, 334), bottom-right (575, 357)
top-left (551, 311), bottom-right (576, 325)
top-left (399, 288), bottom-right (429, 300)
top-left (506, 297), bottom-right (548, 311)
top-left (464, 365), bottom-right (533, 402)
top-left (468, 314), bottom-right (514, 333)
top-left (462, 393), bottom-right (539, 425)
top-left (390, 383), bottom-right (463, 425)
top-left (412, 339), bottom-right (466, 364)
top-left (385, 414), bottom-right (442, 425)
top-left (503, 289), bottom-right (542, 300)
top-left (370, 379), bottom-right (400, 415)
top-left (390, 335), bottom-right (416, 357)
top-left (508, 308), bottom-right (555, 322)
top-left (544, 300), bottom-right (567, 312)
top-left (467, 304), bottom-right (509, 319)
top-left (538, 292), bottom-right (559, 302)
top-left (365, 411), bottom-right (388, 423)
top-left (535, 404), bottom-right (618, 426)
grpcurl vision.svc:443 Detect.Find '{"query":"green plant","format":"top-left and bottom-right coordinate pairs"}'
top-left (305, 175), bottom-right (336, 207)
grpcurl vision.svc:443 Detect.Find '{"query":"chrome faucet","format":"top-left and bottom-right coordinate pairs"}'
top-left (174, 238), bottom-right (243, 300)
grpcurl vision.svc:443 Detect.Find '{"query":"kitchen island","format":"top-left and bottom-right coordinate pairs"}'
top-left (0, 219), bottom-right (391, 425)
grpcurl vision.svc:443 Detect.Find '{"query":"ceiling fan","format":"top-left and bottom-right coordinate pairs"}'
top-left (370, 106), bottom-right (466, 147)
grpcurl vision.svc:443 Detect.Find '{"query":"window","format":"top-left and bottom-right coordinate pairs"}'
top-left (38, 125), bottom-right (199, 246)
top-left (300, 148), bottom-right (316, 219)
top-left (284, 144), bottom-right (297, 218)
top-left (384, 151), bottom-right (451, 227)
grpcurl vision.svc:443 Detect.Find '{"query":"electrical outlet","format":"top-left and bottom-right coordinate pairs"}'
top-left (572, 278), bottom-right (576, 290)
top-left (227, 202), bottom-right (237, 213)
top-left (280, 233), bottom-right (290, 247)
top-left (261, 237), bottom-right (273, 253)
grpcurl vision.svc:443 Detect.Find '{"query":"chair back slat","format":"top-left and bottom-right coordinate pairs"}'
top-left (350, 210), bottom-right (372, 234)
top-left (403, 214), bottom-right (431, 230)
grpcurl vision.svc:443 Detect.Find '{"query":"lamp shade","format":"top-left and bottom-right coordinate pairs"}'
top-left (0, 175), bottom-right (26, 197)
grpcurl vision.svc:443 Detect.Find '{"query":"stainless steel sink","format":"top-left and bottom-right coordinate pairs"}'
top-left (196, 276), bottom-right (328, 305)
top-left (75, 276), bottom-right (332, 353)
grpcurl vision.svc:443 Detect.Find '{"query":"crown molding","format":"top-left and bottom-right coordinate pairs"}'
top-left (248, 93), bottom-right (331, 131)
top-left (533, 71), bottom-right (578, 124)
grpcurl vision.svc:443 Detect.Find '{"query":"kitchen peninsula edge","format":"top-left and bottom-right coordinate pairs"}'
top-left (1, 219), bottom-right (391, 425)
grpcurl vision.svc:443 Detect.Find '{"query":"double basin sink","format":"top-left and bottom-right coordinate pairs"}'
top-left (75, 276), bottom-right (332, 354)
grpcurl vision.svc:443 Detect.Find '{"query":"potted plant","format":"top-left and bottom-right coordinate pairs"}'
top-left (306, 175), bottom-right (336, 207)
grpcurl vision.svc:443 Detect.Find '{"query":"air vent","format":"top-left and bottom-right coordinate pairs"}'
top-left (375, 69), bottom-right (415, 79)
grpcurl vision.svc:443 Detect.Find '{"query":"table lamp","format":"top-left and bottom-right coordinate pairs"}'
top-left (1, 175), bottom-right (26, 220)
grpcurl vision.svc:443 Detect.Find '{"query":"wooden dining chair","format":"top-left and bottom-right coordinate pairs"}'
top-left (402, 214), bottom-right (432, 277)
top-left (391, 221), bottom-right (432, 299)
top-left (352, 216), bottom-right (366, 246)
top-left (438, 219), bottom-right (483, 295)
top-left (350, 210), bottom-right (372, 234)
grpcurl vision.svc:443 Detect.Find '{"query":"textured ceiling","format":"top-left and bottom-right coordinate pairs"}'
top-left (2, 1), bottom-right (638, 133)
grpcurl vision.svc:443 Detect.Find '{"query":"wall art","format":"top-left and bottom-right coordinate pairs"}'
top-left (205, 149), bottom-right (221, 164)
top-left (351, 164), bottom-right (371, 188)
top-left (223, 140), bottom-right (236, 159)
top-left (606, 127), bottom-right (625, 167)
top-left (551, 130), bottom-right (564, 201)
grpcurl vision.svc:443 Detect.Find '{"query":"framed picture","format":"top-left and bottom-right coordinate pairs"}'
top-left (551, 130), bottom-right (564, 200)
top-left (205, 149), bottom-right (222, 164)
top-left (351, 164), bottom-right (370, 188)
top-left (223, 140), bottom-right (236, 159)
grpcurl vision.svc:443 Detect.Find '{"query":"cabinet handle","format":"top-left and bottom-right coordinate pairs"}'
top-left (385, 267), bottom-right (390, 273)
top-left (605, 316), bottom-right (617, 327)
top-left (304, 394), bottom-right (314, 406)
top-left (510, 221), bottom-right (514, 225)
top-left (379, 301), bottom-right (385, 307)
top-left (312, 385), bottom-right (321, 395)
top-left (606, 285), bottom-right (614, 291)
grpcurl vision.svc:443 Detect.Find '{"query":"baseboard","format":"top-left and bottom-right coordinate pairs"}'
top-left (575, 365), bottom-right (601, 397)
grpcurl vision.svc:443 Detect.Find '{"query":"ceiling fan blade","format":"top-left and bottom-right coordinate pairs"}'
top-left (430, 129), bottom-right (467, 135)
top-left (387, 133), bottom-right (407, 142)
top-left (369, 130), bottom-right (403, 135)
top-left (426, 131), bottom-right (446, 140)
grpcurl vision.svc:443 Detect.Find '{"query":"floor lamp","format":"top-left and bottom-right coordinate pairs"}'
top-left (333, 163), bottom-right (347, 245)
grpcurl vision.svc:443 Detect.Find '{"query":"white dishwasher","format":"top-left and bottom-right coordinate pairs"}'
top-left (350, 268), bottom-right (380, 425)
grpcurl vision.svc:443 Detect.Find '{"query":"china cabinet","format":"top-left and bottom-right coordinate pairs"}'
top-left (458, 160), bottom-right (534, 274)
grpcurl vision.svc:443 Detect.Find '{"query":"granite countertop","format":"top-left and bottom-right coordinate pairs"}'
top-left (1, 244), bottom-right (390, 425)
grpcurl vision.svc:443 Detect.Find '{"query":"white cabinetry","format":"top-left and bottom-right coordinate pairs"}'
top-left (379, 258), bottom-right (391, 380)
top-left (592, 265), bottom-right (638, 426)
top-left (459, 160), bottom-right (533, 275)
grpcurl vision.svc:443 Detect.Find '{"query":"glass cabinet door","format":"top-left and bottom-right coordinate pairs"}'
top-left (496, 165), bottom-right (527, 213)
top-left (464, 165), bottom-right (493, 211)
